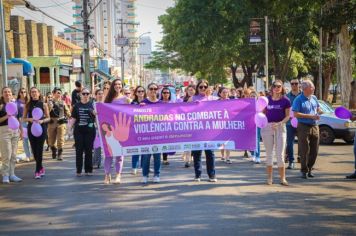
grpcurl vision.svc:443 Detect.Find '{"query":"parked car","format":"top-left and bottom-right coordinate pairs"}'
top-left (318, 100), bottom-right (356, 144)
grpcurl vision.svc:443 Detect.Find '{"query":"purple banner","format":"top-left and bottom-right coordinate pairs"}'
top-left (95, 99), bottom-right (256, 157)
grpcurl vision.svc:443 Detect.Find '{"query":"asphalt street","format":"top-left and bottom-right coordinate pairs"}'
top-left (0, 140), bottom-right (355, 236)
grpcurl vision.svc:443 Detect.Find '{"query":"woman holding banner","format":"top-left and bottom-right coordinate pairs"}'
top-left (0, 87), bottom-right (22, 183)
top-left (189, 80), bottom-right (217, 182)
top-left (141, 82), bottom-right (162, 184)
top-left (261, 80), bottom-right (290, 186)
top-left (93, 88), bottom-right (104, 169)
top-left (181, 85), bottom-right (195, 168)
top-left (160, 87), bottom-right (173, 165)
top-left (23, 87), bottom-right (50, 179)
top-left (103, 79), bottom-right (131, 184)
top-left (217, 87), bottom-right (232, 164)
top-left (130, 86), bottom-right (146, 175)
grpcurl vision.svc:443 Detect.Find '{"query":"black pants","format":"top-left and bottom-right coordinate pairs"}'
top-left (163, 153), bottom-right (168, 161)
top-left (28, 126), bottom-right (46, 173)
top-left (74, 126), bottom-right (96, 174)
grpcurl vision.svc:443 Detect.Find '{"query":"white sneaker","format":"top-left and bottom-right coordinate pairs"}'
top-left (194, 177), bottom-right (201, 182)
top-left (131, 168), bottom-right (137, 175)
top-left (113, 174), bottom-right (121, 184)
top-left (142, 176), bottom-right (148, 184)
top-left (153, 176), bottom-right (160, 183)
top-left (209, 177), bottom-right (218, 182)
top-left (9, 175), bottom-right (22, 182)
top-left (25, 157), bottom-right (30, 162)
top-left (2, 176), bottom-right (10, 184)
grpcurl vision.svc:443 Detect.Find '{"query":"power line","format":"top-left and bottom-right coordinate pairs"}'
top-left (17, 0), bottom-right (73, 9)
top-left (22, 0), bottom-right (84, 32)
top-left (48, 0), bottom-right (73, 17)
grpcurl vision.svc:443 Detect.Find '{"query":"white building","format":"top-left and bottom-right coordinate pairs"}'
top-left (66, 0), bottom-right (138, 82)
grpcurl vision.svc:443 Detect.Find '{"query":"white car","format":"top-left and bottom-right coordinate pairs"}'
top-left (318, 100), bottom-right (356, 144)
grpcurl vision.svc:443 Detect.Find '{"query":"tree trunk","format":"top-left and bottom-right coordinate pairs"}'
top-left (337, 25), bottom-right (353, 108)
top-left (350, 80), bottom-right (356, 109)
top-left (322, 65), bottom-right (334, 102)
top-left (230, 65), bottom-right (239, 88)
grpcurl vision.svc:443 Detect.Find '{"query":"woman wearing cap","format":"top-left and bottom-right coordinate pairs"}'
top-left (103, 79), bottom-right (131, 184)
top-left (261, 80), bottom-right (290, 186)
top-left (47, 88), bottom-right (70, 161)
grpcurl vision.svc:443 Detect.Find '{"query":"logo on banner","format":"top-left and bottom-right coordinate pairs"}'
top-left (152, 146), bottom-right (159, 152)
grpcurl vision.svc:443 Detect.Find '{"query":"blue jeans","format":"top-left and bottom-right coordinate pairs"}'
top-left (192, 150), bottom-right (216, 178)
top-left (286, 125), bottom-right (297, 163)
top-left (251, 128), bottom-right (261, 161)
top-left (132, 155), bottom-right (142, 169)
top-left (22, 122), bottom-right (32, 158)
top-left (142, 153), bottom-right (161, 177)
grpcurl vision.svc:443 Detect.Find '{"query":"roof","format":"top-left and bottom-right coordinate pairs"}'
top-left (27, 56), bottom-right (61, 68)
top-left (54, 36), bottom-right (83, 51)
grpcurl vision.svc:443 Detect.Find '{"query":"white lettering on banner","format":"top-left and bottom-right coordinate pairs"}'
top-left (212, 120), bottom-right (246, 130)
top-left (173, 121), bottom-right (204, 131)
top-left (186, 111), bottom-right (222, 120)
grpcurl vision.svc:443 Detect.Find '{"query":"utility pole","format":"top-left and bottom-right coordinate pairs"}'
top-left (264, 16), bottom-right (268, 90)
top-left (116, 19), bottom-right (139, 83)
top-left (82, 0), bottom-right (91, 87)
top-left (0, 0), bottom-right (8, 87)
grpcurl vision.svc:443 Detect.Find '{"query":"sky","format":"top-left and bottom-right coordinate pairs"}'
top-left (11, 0), bottom-right (175, 50)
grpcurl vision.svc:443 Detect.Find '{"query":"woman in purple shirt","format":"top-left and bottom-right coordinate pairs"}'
top-left (141, 83), bottom-right (162, 184)
top-left (103, 79), bottom-right (131, 184)
top-left (261, 80), bottom-right (291, 186)
top-left (188, 80), bottom-right (217, 182)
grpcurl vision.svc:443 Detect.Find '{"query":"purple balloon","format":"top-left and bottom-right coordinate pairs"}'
top-left (256, 96), bottom-right (269, 112)
top-left (291, 117), bottom-right (298, 128)
top-left (290, 110), bottom-right (294, 118)
top-left (5, 102), bottom-right (17, 116)
top-left (335, 106), bottom-right (352, 120)
top-left (8, 116), bottom-right (20, 130)
top-left (31, 122), bottom-right (43, 137)
top-left (254, 112), bottom-right (268, 128)
top-left (32, 108), bottom-right (43, 121)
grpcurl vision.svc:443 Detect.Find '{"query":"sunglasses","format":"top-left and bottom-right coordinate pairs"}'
top-left (137, 90), bottom-right (145, 93)
top-left (291, 83), bottom-right (299, 85)
top-left (82, 93), bottom-right (90, 96)
top-left (162, 92), bottom-right (170, 94)
top-left (199, 86), bottom-right (208, 89)
top-left (149, 87), bottom-right (158, 91)
top-left (273, 85), bottom-right (282, 88)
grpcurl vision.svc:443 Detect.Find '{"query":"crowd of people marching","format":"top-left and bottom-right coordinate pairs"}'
top-left (0, 78), bottom-right (355, 186)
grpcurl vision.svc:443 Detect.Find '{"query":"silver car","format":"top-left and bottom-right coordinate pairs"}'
top-left (318, 100), bottom-right (356, 144)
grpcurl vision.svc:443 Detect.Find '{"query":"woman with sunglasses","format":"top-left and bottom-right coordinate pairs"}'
top-left (188, 80), bottom-right (217, 182)
top-left (16, 88), bottom-right (31, 162)
top-left (261, 80), bottom-right (291, 186)
top-left (130, 86), bottom-right (146, 175)
top-left (103, 79), bottom-right (131, 184)
top-left (160, 87), bottom-right (173, 165)
top-left (0, 87), bottom-right (22, 183)
top-left (140, 83), bottom-right (162, 184)
top-left (23, 87), bottom-right (51, 179)
top-left (71, 88), bottom-right (96, 176)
